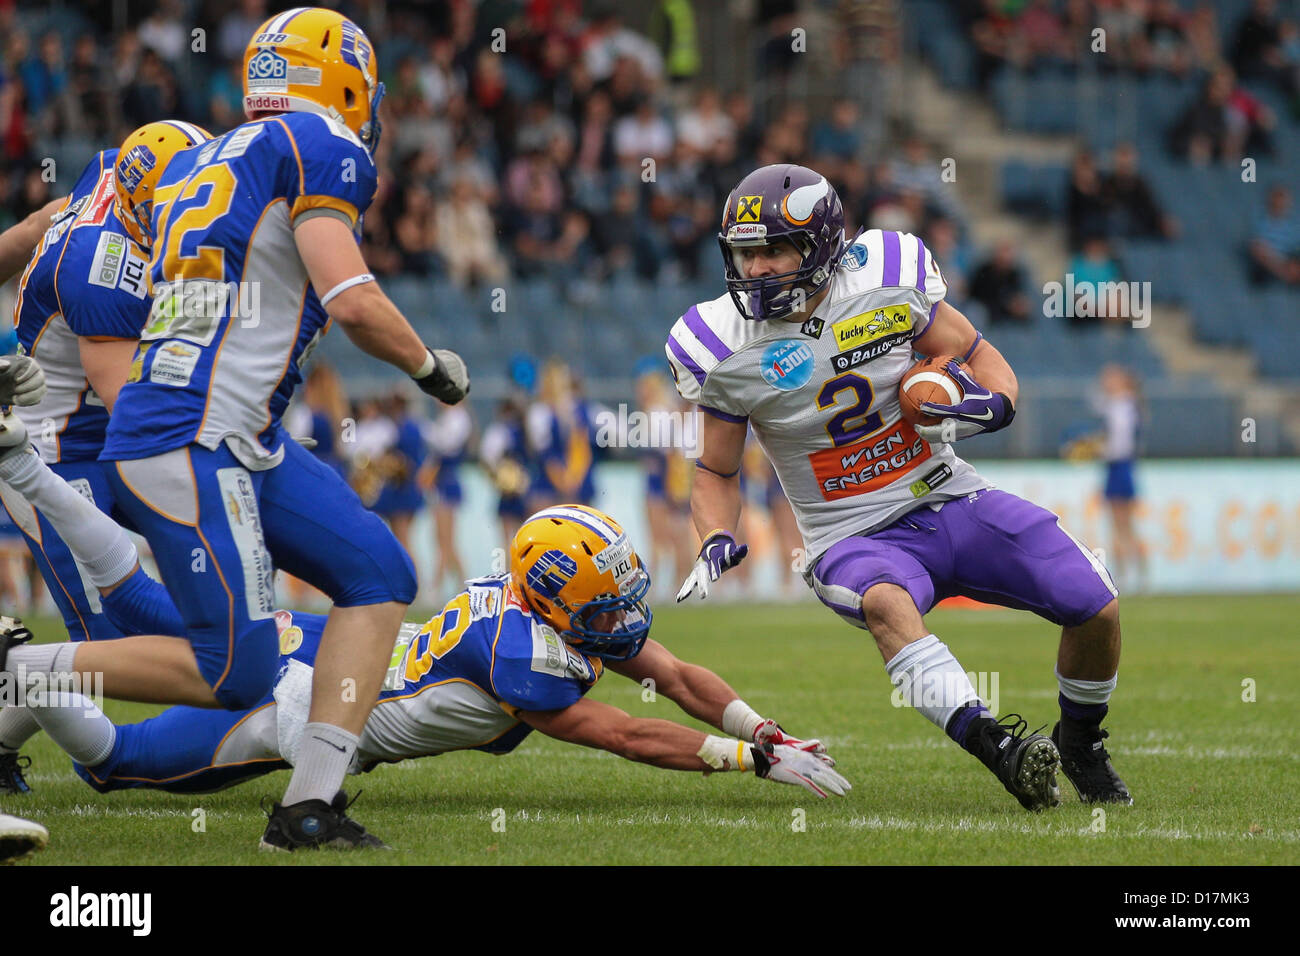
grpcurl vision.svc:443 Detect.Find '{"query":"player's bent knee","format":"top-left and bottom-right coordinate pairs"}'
top-left (1083, 597), bottom-right (1120, 632)
top-left (861, 582), bottom-right (919, 634)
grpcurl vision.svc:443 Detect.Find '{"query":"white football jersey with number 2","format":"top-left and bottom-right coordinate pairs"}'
top-left (666, 228), bottom-right (989, 562)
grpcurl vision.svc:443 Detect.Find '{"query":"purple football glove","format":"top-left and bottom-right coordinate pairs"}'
top-left (915, 361), bottom-right (1016, 442)
top-left (676, 530), bottom-right (748, 602)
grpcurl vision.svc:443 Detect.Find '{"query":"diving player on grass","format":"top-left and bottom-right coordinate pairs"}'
top-left (667, 164), bottom-right (1130, 809)
top-left (1, 8), bottom-right (471, 850)
top-left (0, 506), bottom-right (847, 826)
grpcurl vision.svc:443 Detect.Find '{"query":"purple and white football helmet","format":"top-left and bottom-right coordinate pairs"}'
top-left (717, 164), bottom-right (847, 321)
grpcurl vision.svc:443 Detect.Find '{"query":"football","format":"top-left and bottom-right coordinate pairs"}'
top-left (898, 355), bottom-right (966, 426)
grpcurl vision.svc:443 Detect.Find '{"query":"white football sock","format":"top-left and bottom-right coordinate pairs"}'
top-left (281, 722), bottom-right (358, 806)
top-left (885, 634), bottom-right (982, 732)
top-left (0, 451), bottom-right (137, 588)
top-left (3, 642), bottom-right (78, 678)
top-left (0, 706), bottom-right (40, 751)
top-left (1056, 668), bottom-right (1117, 705)
top-left (29, 691), bottom-right (116, 767)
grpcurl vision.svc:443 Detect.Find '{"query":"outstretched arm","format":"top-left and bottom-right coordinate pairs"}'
top-left (609, 639), bottom-right (826, 753)
top-left (517, 695), bottom-right (849, 797)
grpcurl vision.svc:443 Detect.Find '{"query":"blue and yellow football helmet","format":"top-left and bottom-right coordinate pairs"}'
top-left (114, 120), bottom-right (212, 249)
top-left (510, 505), bottom-right (653, 662)
top-left (242, 6), bottom-right (385, 154)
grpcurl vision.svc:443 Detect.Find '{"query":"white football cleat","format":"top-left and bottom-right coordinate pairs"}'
top-left (0, 813), bottom-right (48, 864)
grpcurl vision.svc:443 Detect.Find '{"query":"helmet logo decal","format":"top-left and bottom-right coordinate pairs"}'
top-left (116, 146), bottom-right (157, 197)
top-left (782, 178), bottom-right (828, 225)
top-left (592, 534), bottom-right (634, 581)
top-left (736, 195), bottom-right (762, 223)
top-left (726, 222), bottom-right (767, 242)
top-left (247, 49), bottom-right (289, 90)
top-left (525, 549), bottom-right (578, 599)
top-left (759, 340), bottom-right (815, 391)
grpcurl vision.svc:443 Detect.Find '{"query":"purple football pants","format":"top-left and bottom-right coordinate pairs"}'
top-left (810, 490), bottom-right (1118, 629)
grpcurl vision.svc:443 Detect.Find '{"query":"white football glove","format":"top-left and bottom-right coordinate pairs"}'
top-left (752, 718), bottom-right (827, 757)
top-left (0, 355), bottom-right (46, 406)
top-left (675, 531), bottom-right (748, 602)
top-left (754, 743), bottom-right (851, 798)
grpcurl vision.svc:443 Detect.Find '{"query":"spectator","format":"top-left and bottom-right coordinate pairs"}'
top-left (926, 217), bottom-right (971, 307)
top-left (613, 95), bottom-right (673, 170)
top-left (216, 0), bottom-right (268, 64)
top-left (970, 240), bottom-right (1031, 324)
top-left (811, 98), bottom-right (861, 163)
top-left (1145, 0), bottom-right (1193, 75)
top-left (1231, 0), bottom-right (1284, 84)
top-left (1102, 143), bottom-right (1178, 240)
top-left (582, 1), bottom-right (664, 86)
top-left (1067, 149), bottom-right (1109, 248)
top-left (122, 48), bottom-right (178, 129)
top-left (1068, 237), bottom-right (1125, 324)
top-left (676, 86), bottom-right (733, 154)
top-left (436, 174), bottom-right (508, 288)
top-left (392, 184), bottom-right (442, 278)
top-left (138, 0), bottom-right (188, 66)
top-left (1247, 185), bottom-right (1300, 286)
top-left (1168, 68), bottom-right (1230, 163)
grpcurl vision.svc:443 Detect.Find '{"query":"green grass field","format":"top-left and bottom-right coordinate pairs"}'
top-left (7, 593), bottom-right (1299, 865)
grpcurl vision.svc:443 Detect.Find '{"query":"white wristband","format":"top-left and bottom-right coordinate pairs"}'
top-left (722, 699), bottom-right (764, 741)
top-left (319, 272), bottom-right (375, 307)
top-left (413, 349), bottom-right (436, 379)
top-left (697, 734), bottom-right (754, 772)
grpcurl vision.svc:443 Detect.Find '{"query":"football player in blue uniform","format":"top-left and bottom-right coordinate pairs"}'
top-left (0, 122), bottom-right (208, 795)
top-left (4, 8), bottom-right (472, 848)
top-left (1, 505), bottom-right (847, 852)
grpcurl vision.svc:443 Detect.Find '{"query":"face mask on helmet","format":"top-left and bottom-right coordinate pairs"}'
top-left (717, 168), bottom-right (848, 321)
top-left (720, 233), bottom-right (826, 321)
top-left (563, 564), bottom-right (653, 662)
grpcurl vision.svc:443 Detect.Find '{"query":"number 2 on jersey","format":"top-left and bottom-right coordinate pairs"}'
top-left (818, 372), bottom-right (883, 447)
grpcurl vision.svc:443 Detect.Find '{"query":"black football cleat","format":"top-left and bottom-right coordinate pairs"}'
top-left (0, 753), bottom-right (32, 795)
top-left (1052, 721), bottom-right (1133, 805)
top-left (259, 790), bottom-right (391, 851)
top-left (979, 714), bottom-right (1061, 812)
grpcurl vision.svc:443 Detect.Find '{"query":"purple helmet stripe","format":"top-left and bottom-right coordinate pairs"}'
top-left (915, 236), bottom-right (927, 290)
top-left (682, 306), bottom-right (733, 363)
top-left (882, 230), bottom-right (901, 287)
top-left (667, 334), bottom-right (706, 385)
top-left (699, 404), bottom-right (747, 423)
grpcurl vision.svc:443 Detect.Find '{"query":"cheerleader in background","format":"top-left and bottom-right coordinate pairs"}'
top-left (422, 397), bottom-right (473, 600)
top-left (482, 392), bottom-right (535, 549)
top-left (1096, 364), bottom-right (1147, 593)
top-left (372, 389), bottom-right (428, 559)
top-left (635, 364), bottom-right (693, 603)
top-left (528, 359), bottom-right (598, 510)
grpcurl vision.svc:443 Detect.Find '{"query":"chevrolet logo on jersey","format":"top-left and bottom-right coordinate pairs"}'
top-left (830, 304), bottom-right (912, 373)
top-left (736, 195), bottom-right (762, 222)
